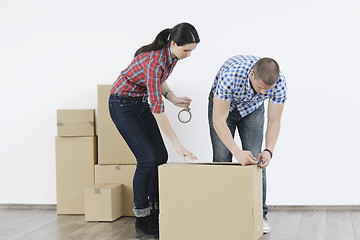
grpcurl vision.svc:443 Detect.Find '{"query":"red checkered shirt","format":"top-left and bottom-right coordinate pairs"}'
top-left (110, 44), bottom-right (178, 113)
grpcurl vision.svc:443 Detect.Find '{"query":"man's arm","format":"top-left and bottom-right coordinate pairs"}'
top-left (258, 102), bottom-right (285, 168)
top-left (212, 95), bottom-right (258, 165)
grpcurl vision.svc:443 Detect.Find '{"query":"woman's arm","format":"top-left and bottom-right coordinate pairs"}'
top-left (161, 82), bottom-right (174, 100)
top-left (161, 82), bottom-right (192, 109)
top-left (153, 112), bottom-right (197, 161)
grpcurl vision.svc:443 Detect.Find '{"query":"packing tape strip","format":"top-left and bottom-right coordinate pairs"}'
top-left (178, 109), bottom-right (192, 123)
top-left (57, 121), bottom-right (64, 126)
top-left (95, 187), bottom-right (101, 194)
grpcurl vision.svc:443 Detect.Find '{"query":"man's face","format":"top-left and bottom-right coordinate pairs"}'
top-left (249, 70), bottom-right (275, 95)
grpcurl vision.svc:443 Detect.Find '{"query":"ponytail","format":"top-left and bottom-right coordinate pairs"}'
top-left (134, 28), bottom-right (171, 57)
top-left (134, 23), bottom-right (200, 57)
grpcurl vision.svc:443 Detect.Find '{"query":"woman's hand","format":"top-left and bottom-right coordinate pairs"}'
top-left (168, 95), bottom-right (192, 110)
top-left (173, 142), bottom-right (198, 161)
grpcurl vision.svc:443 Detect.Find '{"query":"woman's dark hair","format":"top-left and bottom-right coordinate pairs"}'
top-left (134, 22), bottom-right (200, 57)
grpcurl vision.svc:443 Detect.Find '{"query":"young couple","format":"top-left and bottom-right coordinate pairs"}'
top-left (109, 22), bottom-right (287, 238)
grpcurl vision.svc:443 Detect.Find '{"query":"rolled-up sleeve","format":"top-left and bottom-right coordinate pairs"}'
top-left (144, 59), bottom-right (165, 113)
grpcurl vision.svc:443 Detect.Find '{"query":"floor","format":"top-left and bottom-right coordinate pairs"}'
top-left (0, 209), bottom-right (359, 240)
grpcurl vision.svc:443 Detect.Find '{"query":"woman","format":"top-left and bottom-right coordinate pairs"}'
top-left (109, 22), bottom-right (200, 238)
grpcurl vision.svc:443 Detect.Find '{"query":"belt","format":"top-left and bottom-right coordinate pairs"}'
top-left (111, 93), bottom-right (148, 102)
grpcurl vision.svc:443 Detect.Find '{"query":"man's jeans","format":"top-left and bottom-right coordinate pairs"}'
top-left (109, 94), bottom-right (168, 214)
top-left (208, 91), bottom-right (268, 219)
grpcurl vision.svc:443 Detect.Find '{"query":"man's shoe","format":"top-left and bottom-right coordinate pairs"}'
top-left (135, 215), bottom-right (159, 238)
top-left (263, 219), bottom-right (271, 234)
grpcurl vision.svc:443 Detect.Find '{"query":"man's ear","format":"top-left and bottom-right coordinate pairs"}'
top-left (249, 69), bottom-right (254, 78)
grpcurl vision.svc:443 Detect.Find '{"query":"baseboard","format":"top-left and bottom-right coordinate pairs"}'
top-left (0, 204), bottom-right (56, 210)
top-left (268, 205), bottom-right (360, 211)
top-left (1, 204), bottom-right (359, 211)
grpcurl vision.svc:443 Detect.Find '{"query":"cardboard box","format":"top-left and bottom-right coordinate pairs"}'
top-left (159, 163), bottom-right (263, 240)
top-left (57, 109), bottom-right (95, 136)
top-left (97, 85), bottom-right (136, 164)
top-left (95, 164), bottom-right (136, 216)
top-left (55, 136), bottom-right (97, 214)
top-left (84, 184), bottom-right (123, 222)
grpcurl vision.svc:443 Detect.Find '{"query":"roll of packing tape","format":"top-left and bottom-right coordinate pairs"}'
top-left (178, 109), bottom-right (192, 123)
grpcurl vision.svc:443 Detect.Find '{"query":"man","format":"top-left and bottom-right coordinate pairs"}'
top-left (208, 55), bottom-right (287, 233)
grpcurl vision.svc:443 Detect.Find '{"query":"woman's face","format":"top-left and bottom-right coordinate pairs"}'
top-left (170, 41), bottom-right (198, 60)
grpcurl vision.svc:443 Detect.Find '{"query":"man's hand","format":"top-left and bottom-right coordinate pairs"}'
top-left (234, 150), bottom-right (259, 166)
top-left (257, 150), bottom-right (271, 169)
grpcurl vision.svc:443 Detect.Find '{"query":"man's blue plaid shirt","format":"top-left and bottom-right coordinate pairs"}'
top-left (212, 55), bottom-right (287, 117)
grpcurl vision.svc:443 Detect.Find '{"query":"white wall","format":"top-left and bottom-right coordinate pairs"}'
top-left (1, 0), bottom-right (359, 205)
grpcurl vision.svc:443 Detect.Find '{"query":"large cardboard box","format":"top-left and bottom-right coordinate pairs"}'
top-left (159, 163), bottom-right (263, 240)
top-left (84, 184), bottom-right (123, 222)
top-left (95, 164), bottom-right (136, 216)
top-left (57, 109), bottom-right (95, 136)
top-left (97, 85), bottom-right (136, 164)
top-left (55, 136), bottom-right (97, 214)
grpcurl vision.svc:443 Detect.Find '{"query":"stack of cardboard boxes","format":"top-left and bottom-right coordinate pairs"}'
top-left (55, 109), bottom-right (97, 214)
top-left (55, 85), bottom-right (138, 220)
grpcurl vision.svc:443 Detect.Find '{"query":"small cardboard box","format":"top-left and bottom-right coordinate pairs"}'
top-left (159, 163), bottom-right (263, 240)
top-left (97, 85), bottom-right (136, 164)
top-left (84, 184), bottom-right (123, 222)
top-left (55, 136), bottom-right (97, 214)
top-left (57, 109), bottom-right (95, 136)
top-left (95, 164), bottom-right (136, 216)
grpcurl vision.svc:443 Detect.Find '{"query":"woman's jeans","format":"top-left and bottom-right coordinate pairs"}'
top-left (109, 94), bottom-right (168, 215)
top-left (208, 91), bottom-right (268, 219)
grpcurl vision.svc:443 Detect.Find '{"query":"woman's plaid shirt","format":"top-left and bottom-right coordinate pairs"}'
top-left (111, 44), bottom-right (178, 113)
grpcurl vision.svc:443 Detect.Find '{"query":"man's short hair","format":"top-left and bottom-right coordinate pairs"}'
top-left (253, 57), bottom-right (280, 85)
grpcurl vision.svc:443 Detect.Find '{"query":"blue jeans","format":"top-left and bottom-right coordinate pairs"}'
top-left (109, 94), bottom-right (168, 212)
top-left (208, 91), bottom-right (268, 219)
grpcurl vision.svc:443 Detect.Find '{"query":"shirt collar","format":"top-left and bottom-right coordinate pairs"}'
top-left (165, 44), bottom-right (178, 65)
top-left (245, 67), bottom-right (255, 94)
